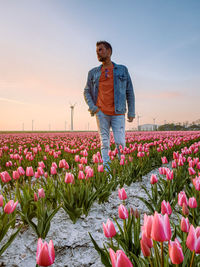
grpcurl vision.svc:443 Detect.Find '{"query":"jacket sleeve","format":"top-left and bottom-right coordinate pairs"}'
top-left (83, 71), bottom-right (98, 116)
top-left (126, 68), bottom-right (135, 118)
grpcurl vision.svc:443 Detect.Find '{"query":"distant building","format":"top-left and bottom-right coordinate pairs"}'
top-left (138, 124), bottom-right (158, 131)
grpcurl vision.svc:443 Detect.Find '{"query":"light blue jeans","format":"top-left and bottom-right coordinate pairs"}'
top-left (96, 110), bottom-right (125, 167)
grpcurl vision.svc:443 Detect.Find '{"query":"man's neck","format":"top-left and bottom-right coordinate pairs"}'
top-left (101, 59), bottom-right (113, 68)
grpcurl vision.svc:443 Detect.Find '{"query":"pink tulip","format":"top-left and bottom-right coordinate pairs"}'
top-left (50, 167), bottom-right (57, 175)
top-left (38, 161), bottom-right (45, 168)
top-left (85, 167), bottom-right (94, 179)
top-left (161, 156), bottom-right (168, 164)
top-left (182, 203), bottom-right (189, 216)
top-left (13, 170), bottom-right (20, 180)
top-left (17, 166), bottom-right (25, 176)
top-left (74, 155), bottom-right (80, 162)
top-left (38, 188), bottom-right (45, 198)
top-left (36, 238), bottom-right (55, 266)
top-left (186, 225), bottom-right (200, 253)
top-left (59, 159), bottom-right (66, 168)
top-left (142, 214), bottom-right (154, 238)
top-left (35, 172), bottom-right (40, 179)
top-left (193, 177), bottom-right (200, 191)
top-left (120, 159), bottom-right (125, 165)
top-left (151, 212), bottom-right (171, 242)
top-left (181, 217), bottom-right (190, 233)
top-left (140, 238), bottom-right (151, 257)
top-left (109, 248), bottom-right (133, 267)
top-left (0, 195), bottom-right (3, 207)
top-left (150, 174), bottom-right (158, 184)
top-left (93, 154), bottom-right (99, 163)
top-left (4, 200), bottom-right (18, 214)
top-left (161, 200), bottom-right (172, 216)
top-left (178, 191), bottom-right (188, 207)
top-left (26, 166), bottom-right (34, 177)
top-left (65, 173), bottom-right (75, 184)
top-left (171, 160), bottom-right (177, 168)
top-left (78, 171), bottom-right (85, 180)
top-left (141, 231), bottom-right (153, 249)
top-left (188, 167), bottom-right (196, 176)
top-left (118, 188), bottom-right (127, 200)
top-left (78, 164), bottom-right (84, 171)
top-left (44, 172), bottom-right (48, 178)
top-left (98, 164), bottom-right (104, 172)
top-left (34, 192), bottom-right (38, 202)
top-left (169, 238), bottom-right (184, 264)
top-left (166, 170), bottom-right (173, 180)
top-left (178, 158), bottom-right (184, 166)
top-left (103, 219), bottom-right (116, 238)
top-left (118, 204), bottom-right (129, 220)
top-left (37, 167), bottom-right (44, 176)
top-left (51, 162), bottom-right (57, 169)
top-left (189, 197), bottom-right (197, 208)
top-left (0, 171), bottom-right (12, 183)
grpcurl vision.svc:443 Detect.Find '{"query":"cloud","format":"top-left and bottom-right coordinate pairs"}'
top-left (0, 97), bottom-right (27, 105)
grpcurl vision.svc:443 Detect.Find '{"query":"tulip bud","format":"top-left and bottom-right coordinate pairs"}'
top-left (150, 174), bottom-right (158, 184)
top-left (118, 204), bottom-right (129, 220)
top-left (181, 217), bottom-right (190, 233)
top-left (36, 238), bottom-right (55, 266)
top-left (102, 219), bottom-right (116, 238)
top-left (161, 200), bottom-right (172, 216)
top-left (182, 202), bottom-right (189, 216)
top-left (140, 238), bottom-right (151, 257)
top-left (118, 188), bottom-right (127, 200)
top-left (0, 195), bottom-right (3, 207)
top-left (109, 248), bottom-right (133, 267)
top-left (13, 170), bottom-right (20, 180)
top-left (34, 192), bottom-right (38, 202)
top-left (78, 171), bottom-right (85, 180)
top-left (98, 165), bottom-right (104, 172)
top-left (4, 200), bottom-right (18, 214)
top-left (189, 197), bottom-right (197, 208)
top-left (38, 188), bottom-right (45, 199)
top-left (169, 238), bottom-right (184, 264)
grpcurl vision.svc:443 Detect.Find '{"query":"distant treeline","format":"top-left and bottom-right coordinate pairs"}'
top-left (158, 123), bottom-right (200, 131)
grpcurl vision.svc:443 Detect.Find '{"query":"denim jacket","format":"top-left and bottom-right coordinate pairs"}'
top-left (84, 62), bottom-right (135, 117)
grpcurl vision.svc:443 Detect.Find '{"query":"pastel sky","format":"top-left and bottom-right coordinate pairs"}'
top-left (0, 0), bottom-right (200, 131)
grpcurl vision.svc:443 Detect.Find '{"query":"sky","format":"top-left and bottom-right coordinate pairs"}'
top-left (0, 0), bottom-right (200, 131)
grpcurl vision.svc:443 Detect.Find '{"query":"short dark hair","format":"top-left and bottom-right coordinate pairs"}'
top-left (96, 41), bottom-right (112, 55)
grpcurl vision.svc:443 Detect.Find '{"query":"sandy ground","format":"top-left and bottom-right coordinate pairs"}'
top-left (0, 165), bottom-right (160, 267)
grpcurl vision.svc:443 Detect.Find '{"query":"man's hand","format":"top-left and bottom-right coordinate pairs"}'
top-left (127, 117), bottom-right (135, 122)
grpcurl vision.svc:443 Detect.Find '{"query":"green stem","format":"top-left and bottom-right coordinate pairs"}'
top-left (148, 256), bottom-right (153, 267)
top-left (161, 242), bottom-right (164, 267)
top-left (190, 251), bottom-right (195, 267)
top-left (168, 180), bottom-right (170, 200)
top-left (192, 209), bottom-right (195, 225)
top-left (110, 237), bottom-right (113, 247)
top-left (153, 240), bottom-right (160, 267)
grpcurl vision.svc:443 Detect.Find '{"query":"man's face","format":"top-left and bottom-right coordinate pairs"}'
top-left (96, 44), bottom-right (111, 62)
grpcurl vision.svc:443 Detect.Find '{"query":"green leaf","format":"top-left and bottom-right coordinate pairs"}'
top-left (89, 233), bottom-right (112, 267)
top-left (0, 225), bottom-right (23, 256)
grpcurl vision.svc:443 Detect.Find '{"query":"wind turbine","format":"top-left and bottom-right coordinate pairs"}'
top-left (69, 103), bottom-right (76, 131)
top-left (137, 114), bottom-right (142, 130)
top-left (152, 117), bottom-right (157, 130)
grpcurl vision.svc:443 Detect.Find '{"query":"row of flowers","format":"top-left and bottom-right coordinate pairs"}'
top-left (0, 131), bottom-right (200, 266)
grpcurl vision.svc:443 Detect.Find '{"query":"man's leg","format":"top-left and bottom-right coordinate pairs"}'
top-left (96, 110), bottom-right (111, 167)
top-left (111, 115), bottom-right (125, 158)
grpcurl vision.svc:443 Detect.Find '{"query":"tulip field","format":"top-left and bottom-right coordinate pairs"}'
top-left (1, 131), bottom-right (200, 266)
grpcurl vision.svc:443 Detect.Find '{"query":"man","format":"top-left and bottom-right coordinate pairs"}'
top-left (84, 41), bottom-right (135, 169)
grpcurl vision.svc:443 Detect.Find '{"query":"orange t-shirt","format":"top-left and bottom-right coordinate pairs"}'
top-left (96, 65), bottom-right (117, 115)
